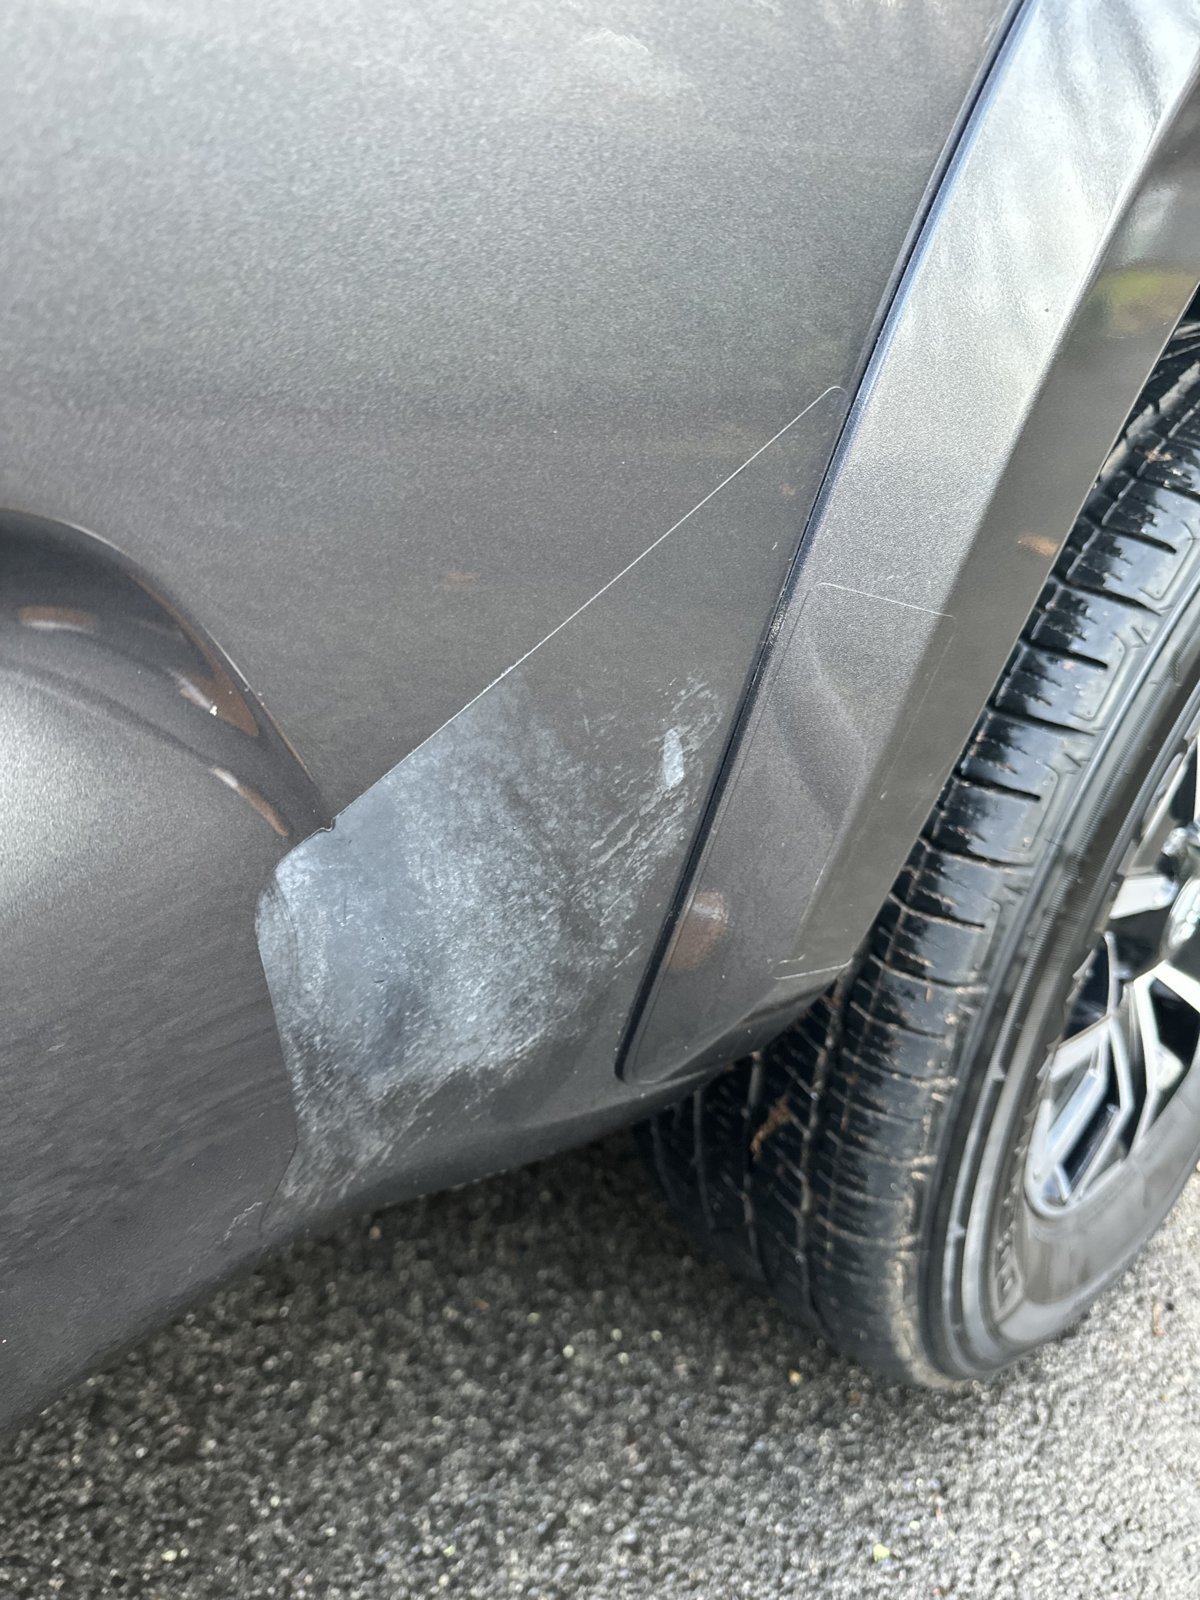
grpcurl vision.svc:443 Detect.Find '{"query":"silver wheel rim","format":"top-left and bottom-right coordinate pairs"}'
top-left (1025, 721), bottom-right (1200, 1216)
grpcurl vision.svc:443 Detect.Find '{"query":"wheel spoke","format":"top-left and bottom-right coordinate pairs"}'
top-left (1026, 725), bottom-right (1200, 1217)
top-left (1129, 759), bottom-right (1190, 874)
top-left (1041, 1049), bottom-right (1111, 1169)
top-left (1129, 973), bottom-right (1187, 1147)
top-left (1110, 872), bottom-right (1177, 920)
top-left (1101, 930), bottom-right (1121, 1014)
top-left (1151, 960), bottom-right (1200, 1017)
top-left (1045, 1018), bottom-right (1109, 1083)
top-left (1030, 1010), bottom-right (1133, 1207)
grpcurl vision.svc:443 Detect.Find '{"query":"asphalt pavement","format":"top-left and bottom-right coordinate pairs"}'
top-left (2, 1132), bottom-right (1198, 1599)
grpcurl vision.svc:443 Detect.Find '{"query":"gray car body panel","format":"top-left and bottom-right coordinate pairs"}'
top-left (0, 0), bottom-right (1008, 815)
top-left (255, 0), bottom-right (1200, 1217)
top-left (0, 515), bottom-right (326, 1414)
top-left (0, 0), bottom-right (1009, 1417)
top-left (3, 0), bottom-right (1197, 1422)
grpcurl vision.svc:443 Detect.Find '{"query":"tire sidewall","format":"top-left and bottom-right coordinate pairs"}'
top-left (928, 585), bottom-right (1200, 1380)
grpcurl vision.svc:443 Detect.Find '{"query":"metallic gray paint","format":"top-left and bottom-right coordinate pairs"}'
top-left (256, 0), bottom-right (1200, 1202)
top-left (0, 516), bottom-right (323, 1414)
top-left (0, 0), bottom-right (1010, 1418)
top-left (0, 0), bottom-right (1008, 813)
top-left (628, 0), bottom-right (1200, 1081)
top-left (14, 0), bottom-right (1198, 1420)
top-left (257, 390), bottom-right (842, 1219)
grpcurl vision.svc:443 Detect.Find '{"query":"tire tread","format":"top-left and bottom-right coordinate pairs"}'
top-left (642, 335), bottom-right (1200, 1383)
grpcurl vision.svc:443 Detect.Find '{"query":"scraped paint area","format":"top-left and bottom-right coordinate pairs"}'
top-left (258, 669), bottom-right (719, 1212)
top-left (254, 384), bottom-right (843, 1217)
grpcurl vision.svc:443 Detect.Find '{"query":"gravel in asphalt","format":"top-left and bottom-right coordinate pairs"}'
top-left (1, 1133), bottom-right (1197, 1598)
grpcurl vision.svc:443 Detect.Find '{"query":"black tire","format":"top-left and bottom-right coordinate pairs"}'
top-left (642, 334), bottom-right (1200, 1385)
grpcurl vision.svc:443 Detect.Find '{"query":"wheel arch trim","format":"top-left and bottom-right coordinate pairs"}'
top-left (624, 0), bottom-right (1200, 1081)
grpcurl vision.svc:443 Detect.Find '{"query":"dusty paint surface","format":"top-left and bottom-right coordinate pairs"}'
top-left (255, 384), bottom-right (846, 1218)
top-left (259, 669), bottom-right (720, 1212)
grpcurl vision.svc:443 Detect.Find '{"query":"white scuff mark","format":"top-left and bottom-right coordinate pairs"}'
top-left (262, 670), bottom-right (724, 1210)
top-left (661, 727), bottom-right (685, 790)
top-left (573, 28), bottom-right (694, 100)
top-left (221, 1201), bottom-right (265, 1243)
top-left (582, 27), bottom-right (651, 55)
top-left (259, 384), bottom-right (843, 1213)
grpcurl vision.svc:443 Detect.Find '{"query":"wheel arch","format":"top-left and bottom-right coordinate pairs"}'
top-left (624, 0), bottom-right (1200, 1084)
top-left (0, 509), bottom-right (327, 1418)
